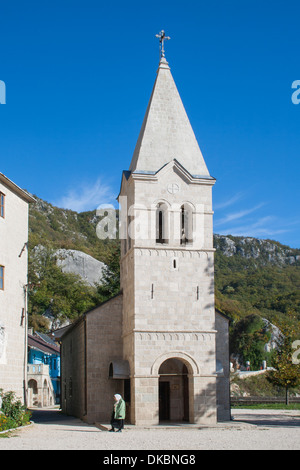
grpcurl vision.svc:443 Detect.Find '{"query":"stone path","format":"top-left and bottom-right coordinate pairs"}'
top-left (0, 407), bottom-right (299, 450)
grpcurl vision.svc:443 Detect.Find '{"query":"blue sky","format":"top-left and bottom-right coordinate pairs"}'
top-left (0, 0), bottom-right (299, 248)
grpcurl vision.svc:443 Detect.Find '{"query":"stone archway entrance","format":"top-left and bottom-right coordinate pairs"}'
top-left (28, 379), bottom-right (38, 407)
top-left (158, 358), bottom-right (189, 422)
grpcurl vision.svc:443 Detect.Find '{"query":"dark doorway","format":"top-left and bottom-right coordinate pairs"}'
top-left (158, 358), bottom-right (190, 422)
top-left (159, 381), bottom-right (170, 421)
top-left (124, 379), bottom-right (131, 403)
top-left (183, 373), bottom-right (189, 421)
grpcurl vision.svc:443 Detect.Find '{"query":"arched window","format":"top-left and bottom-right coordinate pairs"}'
top-left (181, 204), bottom-right (193, 245)
top-left (156, 203), bottom-right (168, 244)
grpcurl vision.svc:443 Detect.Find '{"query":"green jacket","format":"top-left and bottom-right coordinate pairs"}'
top-left (114, 398), bottom-right (126, 419)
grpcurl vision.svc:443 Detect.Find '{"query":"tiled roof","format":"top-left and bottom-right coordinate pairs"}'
top-left (28, 334), bottom-right (60, 355)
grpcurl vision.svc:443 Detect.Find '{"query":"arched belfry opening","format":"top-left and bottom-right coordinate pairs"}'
top-left (156, 202), bottom-right (168, 244)
top-left (158, 358), bottom-right (189, 422)
top-left (180, 204), bottom-right (193, 245)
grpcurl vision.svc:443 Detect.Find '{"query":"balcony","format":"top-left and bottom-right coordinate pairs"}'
top-left (27, 363), bottom-right (50, 375)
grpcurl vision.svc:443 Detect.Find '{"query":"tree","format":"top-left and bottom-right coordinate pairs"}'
top-left (267, 319), bottom-right (300, 405)
top-left (230, 314), bottom-right (271, 370)
top-left (96, 241), bottom-right (120, 302)
top-left (28, 246), bottom-right (99, 330)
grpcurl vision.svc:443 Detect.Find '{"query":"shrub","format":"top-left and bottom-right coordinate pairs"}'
top-left (0, 389), bottom-right (31, 431)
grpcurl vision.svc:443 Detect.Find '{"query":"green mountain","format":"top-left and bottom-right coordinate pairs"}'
top-left (28, 196), bottom-right (300, 337)
top-left (28, 196), bottom-right (117, 265)
top-left (213, 234), bottom-right (300, 328)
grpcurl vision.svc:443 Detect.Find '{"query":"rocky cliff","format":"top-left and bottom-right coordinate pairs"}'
top-left (214, 234), bottom-right (300, 266)
top-left (55, 249), bottom-right (105, 286)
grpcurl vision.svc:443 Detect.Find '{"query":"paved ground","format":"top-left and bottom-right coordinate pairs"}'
top-left (0, 407), bottom-right (299, 450)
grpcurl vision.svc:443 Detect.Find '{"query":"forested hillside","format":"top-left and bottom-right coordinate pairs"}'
top-left (28, 196), bottom-right (120, 330)
top-left (214, 234), bottom-right (300, 331)
top-left (28, 196), bottom-right (115, 264)
top-left (28, 196), bottom-right (300, 342)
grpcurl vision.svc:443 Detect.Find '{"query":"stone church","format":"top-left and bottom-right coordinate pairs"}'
top-left (61, 38), bottom-right (230, 425)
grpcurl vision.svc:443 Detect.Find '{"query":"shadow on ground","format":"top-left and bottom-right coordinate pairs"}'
top-left (29, 408), bottom-right (87, 426)
top-left (232, 411), bottom-right (300, 428)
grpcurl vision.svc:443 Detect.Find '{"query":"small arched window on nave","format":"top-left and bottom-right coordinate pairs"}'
top-left (156, 202), bottom-right (168, 244)
top-left (180, 204), bottom-right (193, 245)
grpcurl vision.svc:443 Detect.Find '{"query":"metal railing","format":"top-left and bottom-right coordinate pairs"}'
top-left (231, 396), bottom-right (300, 405)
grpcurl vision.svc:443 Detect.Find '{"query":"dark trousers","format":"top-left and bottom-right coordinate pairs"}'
top-left (110, 412), bottom-right (124, 431)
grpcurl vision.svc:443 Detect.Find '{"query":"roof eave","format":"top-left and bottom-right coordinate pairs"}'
top-left (0, 173), bottom-right (36, 203)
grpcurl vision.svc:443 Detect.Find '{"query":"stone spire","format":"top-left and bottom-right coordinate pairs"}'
top-left (129, 44), bottom-right (210, 177)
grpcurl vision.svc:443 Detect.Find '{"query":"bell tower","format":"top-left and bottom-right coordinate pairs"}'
top-left (118, 33), bottom-right (218, 425)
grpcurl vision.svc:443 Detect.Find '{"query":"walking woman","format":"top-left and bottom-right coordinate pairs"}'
top-left (109, 394), bottom-right (126, 432)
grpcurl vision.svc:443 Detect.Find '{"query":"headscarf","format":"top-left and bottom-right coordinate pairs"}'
top-left (114, 394), bottom-right (122, 402)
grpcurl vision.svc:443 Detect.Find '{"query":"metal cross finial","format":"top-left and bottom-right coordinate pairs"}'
top-left (155, 30), bottom-right (170, 58)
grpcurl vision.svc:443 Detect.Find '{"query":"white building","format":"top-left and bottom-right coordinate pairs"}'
top-left (0, 173), bottom-right (35, 403)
